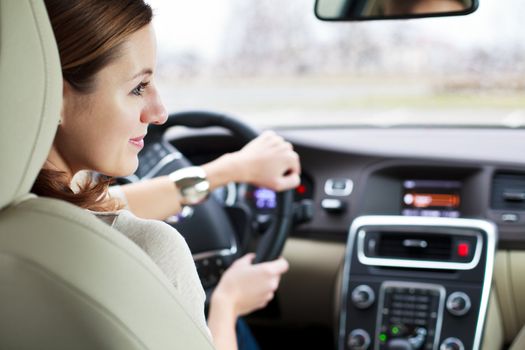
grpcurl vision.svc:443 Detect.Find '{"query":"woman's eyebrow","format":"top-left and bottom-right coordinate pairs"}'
top-left (129, 68), bottom-right (153, 81)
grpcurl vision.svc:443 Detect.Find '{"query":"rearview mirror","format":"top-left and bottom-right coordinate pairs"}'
top-left (315, 0), bottom-right (478, 21)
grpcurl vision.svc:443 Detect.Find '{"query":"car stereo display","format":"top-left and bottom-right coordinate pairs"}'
top-left (402, 180), bottom-right (461, 218)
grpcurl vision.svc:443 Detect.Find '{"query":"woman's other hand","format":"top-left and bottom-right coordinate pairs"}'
top-left (211, 253), bottom-right (289, 317)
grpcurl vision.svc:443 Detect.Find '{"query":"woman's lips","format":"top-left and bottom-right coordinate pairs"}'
top-left (129, 135), bottom-right (145, 149)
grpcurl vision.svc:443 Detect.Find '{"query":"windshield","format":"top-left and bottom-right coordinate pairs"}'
top-left (148, 0), bottom-right (525, 128)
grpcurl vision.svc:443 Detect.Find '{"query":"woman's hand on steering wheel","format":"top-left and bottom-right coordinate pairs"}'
top-left (211, 253), bottom-right (290, 317)
top-left (229, 130), bottom-right (301, 191)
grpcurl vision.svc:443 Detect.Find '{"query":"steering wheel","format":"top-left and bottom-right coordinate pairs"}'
top-left (132, 111), bottom-right (294, 290)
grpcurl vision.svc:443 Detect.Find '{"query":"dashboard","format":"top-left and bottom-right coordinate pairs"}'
top-left (166, 126), bottom-right (525, 250)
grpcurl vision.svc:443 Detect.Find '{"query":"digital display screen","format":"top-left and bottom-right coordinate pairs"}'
top-left (402, 180), bottom-right (461, 218)
top-left (254, 187), bottom-right (277, 209)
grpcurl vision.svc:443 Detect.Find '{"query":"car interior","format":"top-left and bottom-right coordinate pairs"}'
top-left (2, 0), bottom-right (525, 350)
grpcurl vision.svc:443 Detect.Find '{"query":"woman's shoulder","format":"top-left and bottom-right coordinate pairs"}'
top-left (92, 209), bottom-right (194, 277)
top-left (105, 210), bottom-right (185, 241)
top-left (112, 209), bottom-right (172, 232)
top-left (90, 209), bottom-right (186, 248)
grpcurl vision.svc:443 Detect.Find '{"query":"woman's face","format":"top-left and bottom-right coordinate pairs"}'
top-left (384, 0), bottom-right (465, 15)
top-left (53, 24), bottom-right (167, 177)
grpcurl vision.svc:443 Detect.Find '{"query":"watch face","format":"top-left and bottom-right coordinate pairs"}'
top-left (170, 166), bottom-right (210, 205)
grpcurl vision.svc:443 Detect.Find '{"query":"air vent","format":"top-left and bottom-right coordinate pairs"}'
top-left (358, 229), bottom-right (479, 267)
top-left (354, 218), bottom-right (487, 270)
top-left (376, 232), bottom-right (452, 261)
top-left (491, 173), bottom-right (525, 211)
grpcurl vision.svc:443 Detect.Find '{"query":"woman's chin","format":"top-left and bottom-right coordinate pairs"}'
top-left (103, 159), bottom-right (138, 178)
top-left (120, 162), bottom-right (139, 177)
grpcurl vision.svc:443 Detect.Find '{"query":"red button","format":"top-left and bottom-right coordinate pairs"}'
top-left (458, 243), bottom-right (469, 257)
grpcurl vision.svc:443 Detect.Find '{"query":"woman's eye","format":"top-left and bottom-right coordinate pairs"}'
top-left (131, 81), bottom-right (150, 96)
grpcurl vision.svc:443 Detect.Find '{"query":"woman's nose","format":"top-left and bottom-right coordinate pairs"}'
top-left (141, 86), bottom-right (168, 125)
top-left (151, 102), bottom-right (168, 125)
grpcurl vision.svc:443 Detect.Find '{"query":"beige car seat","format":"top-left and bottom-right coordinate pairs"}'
top-left (0, 1), bottom-right (214, 349)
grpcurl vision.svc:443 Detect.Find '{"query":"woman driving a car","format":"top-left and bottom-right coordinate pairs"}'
top-left (32, 1), bottom-right (300, 349)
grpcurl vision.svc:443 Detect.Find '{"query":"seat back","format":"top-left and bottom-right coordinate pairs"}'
top-left (0, 1), bottom-right (214, 349)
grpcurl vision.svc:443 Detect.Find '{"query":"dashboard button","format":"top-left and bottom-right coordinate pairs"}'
top-left (321, 198), bottom-right (346, 213)
top-left (324, 178), bottom-right (353, 196)
top-left (501, 213), bottom-right (519, 223)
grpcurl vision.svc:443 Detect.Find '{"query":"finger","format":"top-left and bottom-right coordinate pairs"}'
top-left (261, 257), bottom-right (289, 275)
top-left (237, 252), bottom-right (256, 265)
top-left (270, 278), bottom-right (279, 291)
top-left (266, 133), bottom-right (284, 146)
top-left (260, 130), bottom-right (276, 140)
top-left (287, 151), bottom-right (301, 175)
top-left (279, 141), bottom-right (293, 151)
top-left (276, 173), bottom-right (301, 191)
top-left (258, 300), bottom-right (270, 310)
top-left (275, 257), bottom-right (290, 274)
top-left (265, 292), bottom-right (275, 302)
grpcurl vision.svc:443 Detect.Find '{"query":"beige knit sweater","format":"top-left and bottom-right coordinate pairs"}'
top-left (91, 204), bottom-right (211, 340)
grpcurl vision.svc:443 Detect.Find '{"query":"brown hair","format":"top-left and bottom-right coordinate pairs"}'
top-left (33, 169), bottom-right (120, 212)
top-left (31, 0), bottom-right (153, 211)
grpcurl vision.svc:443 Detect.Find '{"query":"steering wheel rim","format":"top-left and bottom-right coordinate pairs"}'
top-left (145, 110), bottom-right (294, 266)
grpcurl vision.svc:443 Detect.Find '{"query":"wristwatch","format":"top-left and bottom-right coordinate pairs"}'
top-left (169, 166), bottom-right (210, 206)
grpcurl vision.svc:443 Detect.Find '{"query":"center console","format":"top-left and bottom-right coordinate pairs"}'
top-left (339, 216), bottom-right (496, 350)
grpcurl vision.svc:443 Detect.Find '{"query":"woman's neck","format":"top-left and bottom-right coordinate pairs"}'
top-left (45, 145), bottom-right (75, 178)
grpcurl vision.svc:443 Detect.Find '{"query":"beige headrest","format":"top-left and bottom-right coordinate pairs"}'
top-left (0, 0), bottom-right (62, 210)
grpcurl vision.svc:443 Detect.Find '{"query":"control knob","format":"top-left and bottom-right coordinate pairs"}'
top-left (348, 329), bottom-right (371, 350)
top-left (351, 285), bottom-right (375, 309)
top-left (446, 292), bottom-right (471, 316)
top-left (440, 337), bottom-right (464, 350)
